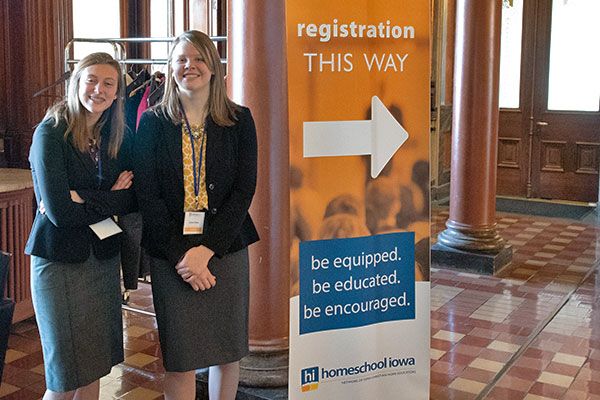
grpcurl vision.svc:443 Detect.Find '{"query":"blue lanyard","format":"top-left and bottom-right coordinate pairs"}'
top-left (180, 101), bottom-right (206, 198)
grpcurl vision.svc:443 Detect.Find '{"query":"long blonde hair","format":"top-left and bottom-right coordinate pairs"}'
top-left (45, 52), bottom-right (125, 158)
top-left (157, 30), bottom-right (240, 126)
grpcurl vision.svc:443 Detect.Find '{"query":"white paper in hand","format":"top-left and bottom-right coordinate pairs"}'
top-left (89, 218), bottom-right (123, 240)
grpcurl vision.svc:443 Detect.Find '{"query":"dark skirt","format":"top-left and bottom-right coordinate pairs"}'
top-left (31, 253), bottom-right (124, 392)
top-left (151, 248), bottom-right (250, 372)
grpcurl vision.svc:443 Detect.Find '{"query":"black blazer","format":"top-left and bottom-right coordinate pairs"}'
top-left (134, 107), bottom-right (259, 265)
top-left (25, 118), bottom-right (135, 263)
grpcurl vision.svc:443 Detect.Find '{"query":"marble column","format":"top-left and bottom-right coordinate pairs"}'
top-left (432, 0), bottom-right (512, 275)
top-left (227, 0), bottom-right (289, 387)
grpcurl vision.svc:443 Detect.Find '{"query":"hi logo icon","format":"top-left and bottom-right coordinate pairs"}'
top-left (301, 366), bottom-right (319, 392)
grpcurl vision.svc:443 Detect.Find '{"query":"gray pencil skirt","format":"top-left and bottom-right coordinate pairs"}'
top-left (150, 248), bottom-right (250, 372)
top-left (31, 253), bottom-right (124, 392)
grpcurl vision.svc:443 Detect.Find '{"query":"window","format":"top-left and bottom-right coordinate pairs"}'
top-left (499, 0), bottom-right (524, 109)
top-left (72, 0), bottom-right (121, 60)
top-left (547, 0), bottom-right (600, 112)
top-left (151, 0), bottom-right (170, 63)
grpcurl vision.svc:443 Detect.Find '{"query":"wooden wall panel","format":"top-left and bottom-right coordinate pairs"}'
top-left (0, 1), bottom-right (6, 167)
top-left (217, 0), bottom-right (226, 59)
top-left (498, 137), bottom-right (520, 168)
top-left (190, 0), bottom-right (226, 60)
top-left (444, 0), bottom-right (456, 105)
top-left (125, 0), bottom-right (151, 67)
top-left (541, 141), bottom-right (566, 172)
top-left (190, 0), bottom-right (209, 32)
top-left (437, 103), bottom-right (452, 198)
top-left (121, 0), bottom-right (129, 38)
top-left (576, 143), bottom-right (600, 175)
top-left (22, 0), bottom-right (72, 168)
top-left (183, 0), bottom-right (190, 31)
top-left (0, 2), bottom-right (6, 135)
top-left (0, 0), bottom-right (71, 168)
top-left (2, 1), bottom-right (27, 168)
top-left (432, 0), bottom-right (454, 200)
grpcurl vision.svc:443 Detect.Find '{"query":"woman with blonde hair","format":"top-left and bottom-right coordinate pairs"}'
top-left (26, 52), bottom-right (135, 399)
top-left (134, 30), bottom-right (259, 399)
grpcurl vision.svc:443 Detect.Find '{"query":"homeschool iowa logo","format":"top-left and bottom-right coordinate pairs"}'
top-left (301, 366), bottom-right (319, 392)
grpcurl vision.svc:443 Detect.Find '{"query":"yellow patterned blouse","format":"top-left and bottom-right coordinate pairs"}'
top-left (182, 123), bottom-right (209, 212)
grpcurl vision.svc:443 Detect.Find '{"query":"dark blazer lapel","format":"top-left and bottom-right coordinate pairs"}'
top-left (97, 126), bottom-right (114, 189)
top-left (165, 120), bottom-right (184, 186)
top-left (206, 117), bottom-right (224, 173)
top-left (68, 135), bottom-right (99, 185)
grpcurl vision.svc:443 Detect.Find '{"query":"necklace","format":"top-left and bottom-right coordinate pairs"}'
top-left (88, 137), bottom-right (99, 167)
top-left (189, 124), bottom-right (205, 140)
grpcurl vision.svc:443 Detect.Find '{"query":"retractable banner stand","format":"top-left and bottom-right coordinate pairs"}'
top-left (286, 1), bottom-right (430, 399)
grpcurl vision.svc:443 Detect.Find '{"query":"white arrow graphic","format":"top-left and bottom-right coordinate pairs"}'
top-left (303, 96), bottom-right (409, 179)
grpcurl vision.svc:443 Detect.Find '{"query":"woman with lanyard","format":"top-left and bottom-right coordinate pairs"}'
top-left (134, 30), bottom-right (259, 399)
top-left (25, 52), bottom-right (135, 398)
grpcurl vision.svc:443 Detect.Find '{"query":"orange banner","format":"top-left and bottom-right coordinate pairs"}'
top-left (288, 1), bottom-right (431, 296)
top-left (287, 2), bottom-right (430, 398)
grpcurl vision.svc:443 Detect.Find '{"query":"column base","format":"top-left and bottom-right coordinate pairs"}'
top-left (196, 350), bottom-right (288, 399)
top-left (196, 372), bottom-right (288, 400)
top-left (431, 242), bottom-right (513, 275)
top-left (239, 350), bottom-right (289, 387)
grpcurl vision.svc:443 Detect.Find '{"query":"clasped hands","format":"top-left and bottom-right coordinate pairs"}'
top-left (176, 245), bottom-right (216, 292)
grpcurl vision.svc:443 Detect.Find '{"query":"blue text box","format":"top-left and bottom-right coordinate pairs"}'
top-left (299, 232), bottom-right (415, 334)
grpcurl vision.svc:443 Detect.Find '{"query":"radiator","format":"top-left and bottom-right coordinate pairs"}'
top-left (0, 187), bottom-right (35, 322)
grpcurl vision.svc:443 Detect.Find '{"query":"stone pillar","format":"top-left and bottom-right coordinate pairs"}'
top-left (227, 0), bottom-right (289, 387)
top-left (432, 0), bottom-right (512, 275)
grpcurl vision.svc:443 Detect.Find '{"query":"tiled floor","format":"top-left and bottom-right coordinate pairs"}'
top-left (430, 207), bottom-right (600, 400)
top-left (1, 206), bottom-right (600, 399)
top-left (0, 285), bottom-right (164, 400)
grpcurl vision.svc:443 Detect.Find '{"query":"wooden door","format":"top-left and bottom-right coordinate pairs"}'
top-left (497, 0), bottom-right (600, 202)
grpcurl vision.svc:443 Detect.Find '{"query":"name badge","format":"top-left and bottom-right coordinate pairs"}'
top-left (89, 218), bottom-right (123, 240)
top-left (183, 211), bottom-right (205, 235)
